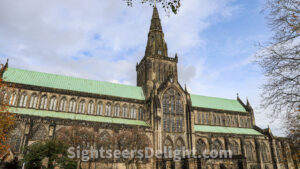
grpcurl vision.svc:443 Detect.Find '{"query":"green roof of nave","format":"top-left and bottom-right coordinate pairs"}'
top-left (194, 125), bottom-right (263, 135)
top-left (3, 67), bottom-right (247, 113)
top-left (3, 67), bottom-right (145, 100)
top-left (190, 94), bottom-right (247, 112)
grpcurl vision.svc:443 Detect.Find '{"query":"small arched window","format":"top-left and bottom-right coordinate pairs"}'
top-left (40, 95), bottom-right (48, 109)
top-left (87, 101), bottom-right (94, 115)
top-left (9, 92), bottom-right (17, 106)
top-left (78, 100), bottom-right (85, 114)
top-left (163, 138), bottom-right (173, 158)
top-left (2, 91), bottom-right (8, 103)
top-left (69, 99), bottom-right (76, 112)
top-left (130, 106), bottom-right (136, 119)
top-left (29, 94), bottom-right (38, 108)
top-left (138, 107), bottom-right (144, 120)
top-left (114, 104), bottom-right (120, 117)
top-left (19, 92), bottom-right (28, 107)
top-left (105, 103), bottom-right (111, 116)
top-left (96, 102), bottom-right (103, 115)
top-left (59, 97), bottom-right (67, 111)
top-left (49, 96), bottom-right (57, 110)
top-left (122, 105), bottom-right (128, 118)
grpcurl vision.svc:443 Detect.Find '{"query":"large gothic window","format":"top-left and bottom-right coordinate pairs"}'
top-left (19, 92), bottom-right (28, 107)
top-left (229, 141), bottom-right (239, 155)
top-left (245, 142), bottom-right (255, 161)
top-left (196, 139), bottom-right (207, 154)
top-left (261, 142), bottom-right (270, 162)
top-left (29, 94), bottom-right (38, 108)
top-left (211, 140), bottom-right (222, 152)
top-left (162, 89), bottom-right (184, 132)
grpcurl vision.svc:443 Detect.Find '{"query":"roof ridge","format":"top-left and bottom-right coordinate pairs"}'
top-left (7, 67), bottom-right (140, 89)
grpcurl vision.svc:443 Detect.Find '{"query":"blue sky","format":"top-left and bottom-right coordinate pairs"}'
top-left (0, 0), bottom-right (284, 135)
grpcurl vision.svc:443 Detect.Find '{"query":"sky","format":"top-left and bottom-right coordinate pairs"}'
top-left (0, 0), bottom-right (285, 136)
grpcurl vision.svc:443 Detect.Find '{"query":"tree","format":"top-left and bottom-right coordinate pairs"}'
top-left (22, 139), bottom-right (77, 169)
top-left (0, 62), bottom-right (16, 157)
top-left (255, 0), bottom-right (300, 161)
top-left (56, 126), bottom-right (95, 169)
top-left (124, 0), bottom-right (181, 14)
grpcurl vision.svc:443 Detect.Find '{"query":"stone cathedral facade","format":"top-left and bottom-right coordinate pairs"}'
top-left (1, 7), bottom-right (299, 169)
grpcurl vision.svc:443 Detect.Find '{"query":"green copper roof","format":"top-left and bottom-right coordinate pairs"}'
top-left (190, 94), bottom-right (246, 112)
top-left (3, 67), bottom-right (145, 100)
top-left (194, 125), bottom-right (262, 135)
top-left (9, 107), bottom-right (148, 126)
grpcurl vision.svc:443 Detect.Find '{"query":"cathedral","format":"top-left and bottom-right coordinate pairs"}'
top-left (1, 7), bottom-right (299, 169)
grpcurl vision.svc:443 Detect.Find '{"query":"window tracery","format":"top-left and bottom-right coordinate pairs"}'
top-left (96, 102), bottom-right (103, 115)
top-left (49, 96), bottom-right (57, 110)
top-left (246, 142), bottom-right (255, 161)
top-left (162, 88), bottom-right (184, 132)
top-left (29, 94), bottom-right (38, 108)
top-left (40, 95), bottom-right (48, 109)
top-left (114, 104), bottom-right (120, 117)
top-left (196, 139), bottom-right (207, 154)
top-left (105, 103), bottom-right (111, 116)
top-left (59, 97), bottom-right (67, 111)
top-left (69, 98), bottom-right (76, 112)
top-left (9, 92), bottom-right (17, 106)
top-left (88, 101), bottom-right (94, 114)
top-left (19, 92), bottom-right (27, 107)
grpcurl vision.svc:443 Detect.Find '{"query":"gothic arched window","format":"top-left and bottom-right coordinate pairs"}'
top-left (130, 106), bottom-right (136, 119)
top-left (164, 137), bottom-right (173, 158)
top-left (69, 98), bottom-right (76, 112)
top-left (9, 92), bottom-right (17, 106)
top-left (59, 97), bottom-right (67, 111)
top-left (245, 142), bottom-right (254, 161)
top-left (138, 107), bottom-right (144, 120)
top-left (196, 139), bottom-right (207, 154)
top-left (105, 103), bottom-right (111, 116)
top-left (211, 140), bottom-right (222, 152)
top-left (96, 102), bottom-right (103, 115)
top-left (87, 101), bottom-right (94, 114)
top-left (162, 88), bottom-right (183, 132)
top-left (19, 92), bottom-right (28, 107)
top-left (40, 95), bottom-right (48, 109)
top-left (29, 94), bottom-right (38, 108)
top-left (122, 105), bottom-right (128, 118)
top-left (49, 96), bottom-right (57, 110)
top-left (261, 142), bottom-right (270, 162)
top-left (114, 104), bottom-right (120, 117)
top-left (78, 100), bottom-right (85, 114)
top-left (229, 141), bottom-right (239, 155)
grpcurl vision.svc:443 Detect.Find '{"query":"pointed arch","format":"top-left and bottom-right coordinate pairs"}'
top-left (245, 142), bottom-right (255, 161)
top-left (196, 139), bottom-right (207, 154)
top-left (49, 96), bottom-right (57, 110)
top-left (59, 97), bottom-right (67, 111)
top-left (29, 93), bottom-right (38, 108)
top-left (87, 101), bottom-right (94, 114)
top-left (31, 124), bottom-right (48, 141)
top-left (211, 139), bottom-right (223, 152)
top-left (261, 142), bottom-right (270, 162)
top-left (8, 126), bottom-right (23, 152)
top-left (78, 100), bottom-right (85, 114)
top-left (229, 140), bottom-right (239, 155)
top-left (9, 92), bottom-right (17, 106)
top-left (163, 136), bottom-right (173, 158)
top-left (39, 95), bottom-right (48, 109)
top-left (19, 92), bottom-right (28, 107)
top-left (96, 101), bottom-right (103, 115)
top-left (114, 104), bottom-right (120, 117)
top-left (69, 98), bottom-right (76, 112)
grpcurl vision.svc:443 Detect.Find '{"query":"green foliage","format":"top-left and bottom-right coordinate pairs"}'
top-left (22, 139), bottom-right (77, 169)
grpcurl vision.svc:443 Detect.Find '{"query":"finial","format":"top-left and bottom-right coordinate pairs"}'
top-left (154, 0), bottom-right (156, 7)
top-left (184, 84), bottom-right (187, 91)
top-left (4, 58), bottom-right (8, 69)
top-left (236, 93), bottom-right (239, 99)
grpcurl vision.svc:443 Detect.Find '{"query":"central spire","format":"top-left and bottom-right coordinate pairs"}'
top-left (144, 6), bottom-right (168, 58)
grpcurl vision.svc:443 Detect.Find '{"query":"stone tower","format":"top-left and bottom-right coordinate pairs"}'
top-left (136, 7), bottom-right (178, 98)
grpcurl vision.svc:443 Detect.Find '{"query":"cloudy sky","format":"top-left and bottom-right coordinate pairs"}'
top-left (0, 0), bottom-right (284, 136)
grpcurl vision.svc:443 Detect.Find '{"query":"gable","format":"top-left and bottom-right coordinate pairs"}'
top-left (191, 94), bottom-right (247, 113)
top-left (3, 67), bottom-right (145, 100)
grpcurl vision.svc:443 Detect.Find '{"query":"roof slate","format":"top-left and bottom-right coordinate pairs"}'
top-left (190, 94), bottom-right (246, 112)
top-left (194, 125), bottom-right (262, 135)
top-left (3, 67), bottom-right (247, 113)
top-left (9, 107), bottom-right (149, 126)
top-left (3, 68), bottom-right (145, 100)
